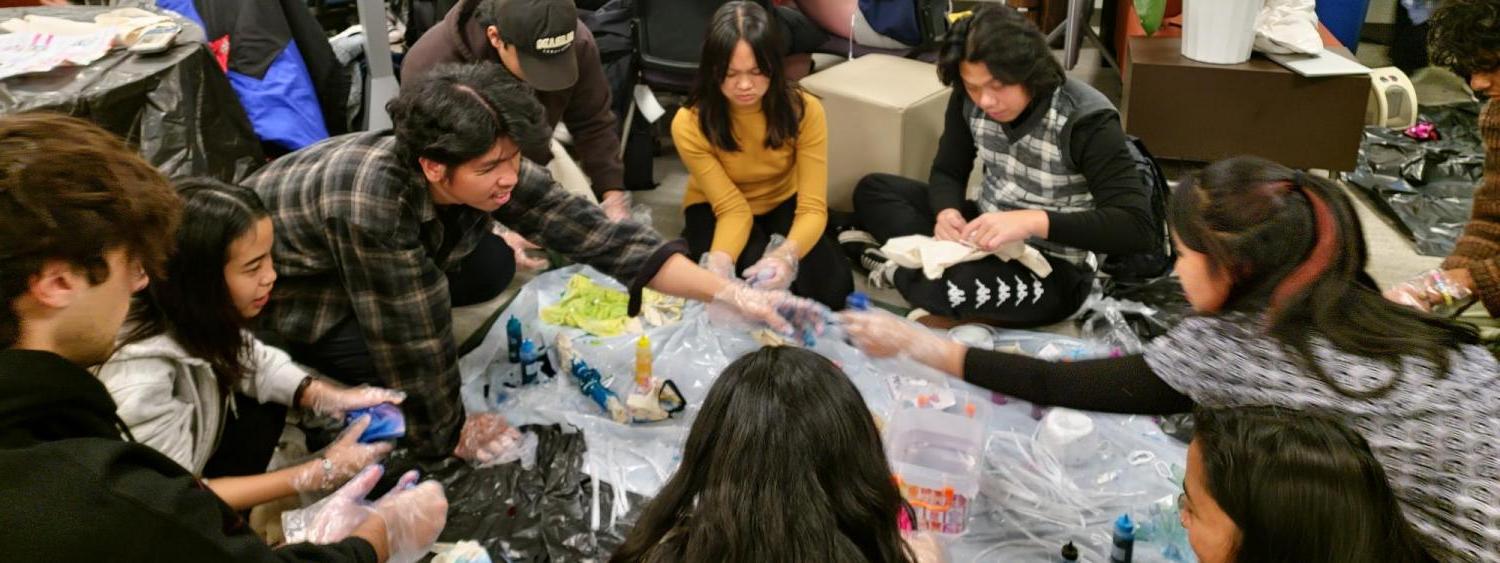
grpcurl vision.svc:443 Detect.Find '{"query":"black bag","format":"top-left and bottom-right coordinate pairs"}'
top-left (1100, 136), bottom-right (1174, 284)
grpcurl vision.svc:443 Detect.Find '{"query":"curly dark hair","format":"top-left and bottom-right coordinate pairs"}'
top-left (936, 5), bottom-right (1064, 97)
top-left (1428, 0), bottom-right (1500, 75)
top-left (387, 62), bottom-right (551, 172)
top-left (0, 113), bottom-right (181, 348)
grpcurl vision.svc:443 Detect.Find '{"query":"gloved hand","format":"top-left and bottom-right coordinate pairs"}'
top-left (499, 229), bottom-right (549, 271)
top-left (840, 309), bottom-right (955, 368)
top-left (699, 250), bottom-right (737, 280)
top-left (742, 236), bottom-right (800, 291)
top-left (905, 531), bottom-right (950, 563)
top-left (1384, 268), bottom-right (1474, 314)
top-left (372, 470), bottom-right (449, 563)
top-left (710, 283), bottom-right (828, 338)
top-left (291, 415), bottom-right (394, 493)
top-left (452, 412), bottom-right (524, 464)
top-left (600, 190), bottom-right (632, 222)
top-left (283, 464), bottom-right (384, 544)
top-left (300, 379), bottom-right (406, 419)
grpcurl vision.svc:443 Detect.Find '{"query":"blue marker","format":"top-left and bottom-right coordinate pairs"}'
top-left (1109, 514), bottom-right (1135, 563)
top-left (506, 316), bottom-right (522, 363)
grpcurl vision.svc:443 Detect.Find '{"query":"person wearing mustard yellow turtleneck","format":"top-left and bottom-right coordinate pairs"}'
top-left (671, 1), bottom-right (853, 309)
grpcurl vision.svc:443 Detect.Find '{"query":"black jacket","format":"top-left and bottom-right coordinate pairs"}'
top-left (0, 349), bottom-right (376, 562)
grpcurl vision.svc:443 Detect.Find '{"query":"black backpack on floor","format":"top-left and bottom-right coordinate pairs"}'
top-left (1101, 136), bottom-right (1174, 284)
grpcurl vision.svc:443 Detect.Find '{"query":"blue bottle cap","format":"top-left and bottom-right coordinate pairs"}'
top-left (846, 291), bottom-right (870, 311)
top-left (521, 339), bottom-right (536, 355)
top-left (1114, 514), bottom-right (1135, 536)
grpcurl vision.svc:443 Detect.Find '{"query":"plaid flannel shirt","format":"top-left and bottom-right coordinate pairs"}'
top-left (246, 132), bottom-right (680, 456)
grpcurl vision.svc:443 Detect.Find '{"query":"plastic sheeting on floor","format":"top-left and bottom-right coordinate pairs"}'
top-left (0, 5), bottom-right (263, 182)
top-left (435, 266), bottom-right (1192, 562)
top-left (1346, 102), bottom-right (1485, 256)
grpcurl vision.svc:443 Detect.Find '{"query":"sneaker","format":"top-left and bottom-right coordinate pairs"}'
top-left (839, 230), bottom-right (881, 273)
top-left (867, 256), bottom-right (899, 290)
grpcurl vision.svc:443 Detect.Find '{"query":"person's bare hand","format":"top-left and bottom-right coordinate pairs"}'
top-left (500, 230), bottom-right (549, 270)
top-left (933, 208), bottom-right (968, 242)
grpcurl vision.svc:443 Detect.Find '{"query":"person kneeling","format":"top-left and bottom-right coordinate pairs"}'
top-left (96, 179), bottom-right (406, 511)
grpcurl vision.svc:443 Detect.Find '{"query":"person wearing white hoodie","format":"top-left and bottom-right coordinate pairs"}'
top-left (95, 178), bottom-right (406, 511)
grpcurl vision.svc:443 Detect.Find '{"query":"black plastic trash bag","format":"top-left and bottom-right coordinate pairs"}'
top-left (1346, 102), bottom-right (1485, 256)
top-left (385, 425), bottom-right (644, 562)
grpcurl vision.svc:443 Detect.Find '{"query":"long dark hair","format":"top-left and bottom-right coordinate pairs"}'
top-left (611, 347), bottom-right (916, 563)
top-left (1169, 156), bottom-right (1478, 398)
top-left (936, 5), bottom-right (1064, 96)
top-left (1191, 407), bottom-right (1435, 563)
top-left (685, 1), bottom-right (804, 152)
top-left (123, 178), bottom-right (270, 393)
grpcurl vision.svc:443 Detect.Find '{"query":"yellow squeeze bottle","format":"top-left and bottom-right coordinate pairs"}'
top-left (634, 335), bottom-right (653, 392)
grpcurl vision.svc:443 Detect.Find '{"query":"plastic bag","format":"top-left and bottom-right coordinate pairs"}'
top-left (1346, 102), bottom-right (1485, 256)
top-left (1253, 0), bottom-right (1321, 55)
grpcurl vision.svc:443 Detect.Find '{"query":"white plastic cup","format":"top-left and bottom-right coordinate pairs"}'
top-left (1036, 408), bottom-right (1098, 467)
top-left (1181, 0), bottom-right (1267, 65)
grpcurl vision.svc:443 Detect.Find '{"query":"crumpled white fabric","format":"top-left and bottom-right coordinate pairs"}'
top-left (1254, 0), bottom-right (1323, 55)
top-left (881, 235), bottom-right (1052, 280)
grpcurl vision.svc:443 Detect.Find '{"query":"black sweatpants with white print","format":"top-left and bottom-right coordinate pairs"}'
top-left (854, 173), bottom-right (1094, 327)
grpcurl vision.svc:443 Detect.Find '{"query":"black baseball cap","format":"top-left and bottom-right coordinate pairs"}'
top-left (496, 0), bottom-right (578, 92)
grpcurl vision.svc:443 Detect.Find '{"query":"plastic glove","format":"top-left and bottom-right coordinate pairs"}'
top-left (905, 531), bottom-right (949, 563)
top-left (372, 470), bottom-right (449, 563)
top-left (840, 309), bottom-right (952, 367)
top-left (1384, 268), bottom-right (1474, 314)
top-left (499, 229), bottom-right (549, 271)
top-left (452, 412), bottom-right (523, 464)
top-left (291, 415), bottom-right (394, 493)
top-left (600, 190), bottom-right (632, 222)
top-left (710, 283), bottom-right (828, 338)
top-left (699, 250), bottom-right (737, 280)
top-left (742, 236), bottom-right (800, 291)
top-left (283, 464), bottom-right (384, 544)
top-left (301, 379), bottom-right (406, 418)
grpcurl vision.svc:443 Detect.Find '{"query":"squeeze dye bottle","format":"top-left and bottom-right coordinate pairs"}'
top-left (1059, 541), bottom-right (1079, 562)
top-left (519, 339), bottom-right (539, 385)
top-left (506, 316), bottom-right (522, 363)
top-left (634, 335), bottom-right (653, 393)
top-left (1109, 514), bottom-right (1135, 563)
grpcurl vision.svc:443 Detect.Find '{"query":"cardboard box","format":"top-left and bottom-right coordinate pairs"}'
top-left (801, 54), bottom-right (951, 211)
top-left (1122, 37), bottom-right (1369, 171)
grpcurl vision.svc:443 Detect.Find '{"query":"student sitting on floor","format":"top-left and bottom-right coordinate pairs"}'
top-left (1385, 0), bottom-right (1500, 343)
top-left (0, 112), bottom-right (445, 562)
top-left (673, 1), bottom-right (854, 309)
top-left (610, 346), bottom-right (941, 563)
top-left (96, 179), bottom-right (403, 511)
top-left (841, 5), bottom-right (1155, 327)
top-left (844, 156), bottom-right (1500, 560)
top-left (1184, 407), bottom-right (1435, 563)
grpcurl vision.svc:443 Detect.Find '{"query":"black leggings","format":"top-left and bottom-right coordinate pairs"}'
top-left (201, 393), bottom-right (289, 478)
top-left (288, 233), bottom-right (515, 389)
top-left (852, 173), bottom-right (1093, 327)
top-left (683, 195), bottom-right (854, 309)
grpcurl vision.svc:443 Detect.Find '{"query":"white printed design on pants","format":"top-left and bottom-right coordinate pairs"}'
top-left (1014, 276), bottom-right (1029, 304)
top-left (947, 280), bottom-right (967, 309)
top-left (975, 280), bottom-right (991, 308)
top-left (995, 277), bottom-right (1011, 306)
